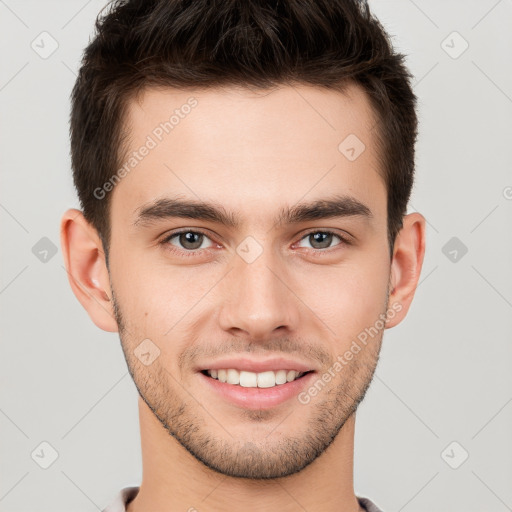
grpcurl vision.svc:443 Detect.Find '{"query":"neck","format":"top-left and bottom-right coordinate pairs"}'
top-left (128, 397), bottom-right (362, 512)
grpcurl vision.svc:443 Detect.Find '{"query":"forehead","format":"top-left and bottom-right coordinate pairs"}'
top-left (111, 83), bottom-right (386, 228)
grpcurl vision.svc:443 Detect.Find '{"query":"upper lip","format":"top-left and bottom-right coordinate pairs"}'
top-left (197, 357), bottom-right (317, 373)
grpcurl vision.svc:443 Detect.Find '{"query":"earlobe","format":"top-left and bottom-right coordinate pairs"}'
top-left (60, 209), bottom-right (119, 333)
top-left (386, 212), bottom-right (426, 329)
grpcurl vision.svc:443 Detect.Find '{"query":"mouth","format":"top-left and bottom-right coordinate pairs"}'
top-left (200, 368), bottom-right (314, 388)
top-left (198, 367), bottom-right (317, 410)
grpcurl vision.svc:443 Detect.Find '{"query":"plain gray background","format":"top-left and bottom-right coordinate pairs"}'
top-left (1, 1), bottom-right (511, 511)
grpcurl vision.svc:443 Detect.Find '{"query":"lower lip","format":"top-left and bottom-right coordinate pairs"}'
top-left (198, 371), bottom-right (316, 410)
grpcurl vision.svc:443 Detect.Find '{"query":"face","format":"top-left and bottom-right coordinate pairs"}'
top-left (107, 83), bottom-right (392, 479)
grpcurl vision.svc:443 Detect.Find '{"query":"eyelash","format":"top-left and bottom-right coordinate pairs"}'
top-left (159, 228), bottom-right (352, 257)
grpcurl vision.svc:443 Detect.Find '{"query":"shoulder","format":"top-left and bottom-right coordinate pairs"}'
top-left (357, 495), bottom-right (384, 512)
top-left (102, 486), bottom-right (140, 512)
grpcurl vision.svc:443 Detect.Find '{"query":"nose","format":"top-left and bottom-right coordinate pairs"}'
top-left (217, 245), bottom-right (300, 340)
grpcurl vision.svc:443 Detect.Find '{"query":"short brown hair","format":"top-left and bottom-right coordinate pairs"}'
top-left (70, 0), bottom-right (417, 263)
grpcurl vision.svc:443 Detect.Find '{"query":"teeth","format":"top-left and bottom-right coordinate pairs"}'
top-left (240, 371), bottom-right (258, 387)
top-left (275, 369), bottom-right (287, 385)
top-left (226, 369), bottom-right (240, 385)
top-left (206, 369), bottom-right (306, 388)
top-left (286, 370), bottom-right (297, 382)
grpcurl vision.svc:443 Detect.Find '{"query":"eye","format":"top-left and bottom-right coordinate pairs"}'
top-left (296, 230), bottom-right (349, 250)
top-left (160, 228), bottom-right (351, 257)
top-left (162, 230), bottom-right (215, 252)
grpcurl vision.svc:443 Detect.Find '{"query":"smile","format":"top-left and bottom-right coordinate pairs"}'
top-left (202, 369), bottom-right (311, 388)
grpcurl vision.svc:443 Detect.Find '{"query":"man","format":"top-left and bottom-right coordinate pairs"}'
top-left (60, 0), bottom-right (425, 510)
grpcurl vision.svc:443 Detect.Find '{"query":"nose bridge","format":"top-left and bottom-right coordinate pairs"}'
top-left (218, 238), bottom-right (299, 337)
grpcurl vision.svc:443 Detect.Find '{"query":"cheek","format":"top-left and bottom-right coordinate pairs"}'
top-left (299, 255), bottom-right (389, 339)
top-left (110, 255), bottom-right (219, 342)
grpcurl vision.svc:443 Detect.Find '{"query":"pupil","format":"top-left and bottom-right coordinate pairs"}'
top-left (311, 232), bottom-right (331, 249)
top-left (182, 232), bottom-right (202, 249)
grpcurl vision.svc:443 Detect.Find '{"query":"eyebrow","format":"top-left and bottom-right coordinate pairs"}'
top-left (132, 194), bottom-right (373, 229)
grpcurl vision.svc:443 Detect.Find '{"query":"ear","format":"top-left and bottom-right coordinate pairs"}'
top-left (386, 212), bottom-right (426, 328)
top-left (60, 208), bottom-right (118, 332)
